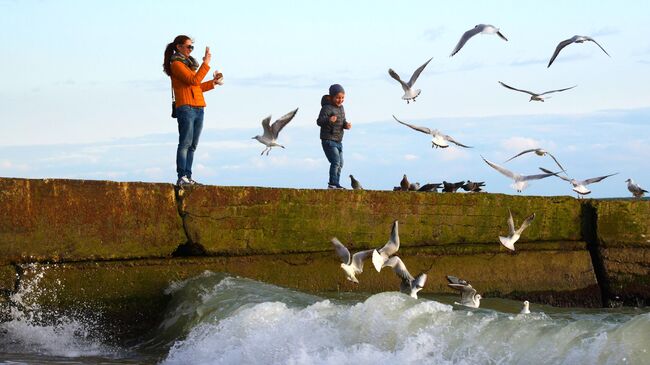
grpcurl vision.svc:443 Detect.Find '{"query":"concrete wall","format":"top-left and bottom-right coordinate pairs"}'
top-left (0, 177), bottom-right (648, 337)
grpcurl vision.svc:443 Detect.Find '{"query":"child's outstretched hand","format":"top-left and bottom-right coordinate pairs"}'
top-left (329, 115), bottom-right (337, 123)
top-left (344, 122), bottom-right (352, 130)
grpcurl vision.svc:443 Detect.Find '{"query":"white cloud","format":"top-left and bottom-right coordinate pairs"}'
top-left (403, 154), bottom-right (419, 161)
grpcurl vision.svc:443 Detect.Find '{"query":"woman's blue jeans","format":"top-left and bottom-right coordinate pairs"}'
top-left (176, 105), bottom-right (204, 179)
top-left (321, 139), bottom-right (343, 186)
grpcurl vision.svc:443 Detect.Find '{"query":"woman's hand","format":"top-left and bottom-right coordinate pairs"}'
top-left (329, 115), bottom-right (337, 123)
top-left (203, 47), bottom-right (211, 65)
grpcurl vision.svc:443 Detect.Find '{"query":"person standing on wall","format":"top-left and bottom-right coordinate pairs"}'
top-left (163, 35), bottom-right (223, 187)
top-left (317, 84), bottom-right (352, 189)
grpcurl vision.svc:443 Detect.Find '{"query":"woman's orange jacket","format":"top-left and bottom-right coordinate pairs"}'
top-left (171, 61), bottom-right (215, 107)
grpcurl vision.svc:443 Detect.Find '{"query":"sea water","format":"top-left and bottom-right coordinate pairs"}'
top-left (1, 270), bottom-right (649, 365)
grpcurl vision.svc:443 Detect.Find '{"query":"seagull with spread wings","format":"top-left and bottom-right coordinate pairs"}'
top-left (382, 256), bottom-right (427, 299)
top-left (498, 81), bottom-right (576, 102)
top-left (331, 238), bottom-right (374, 284)
top-left (393, 115), bottom-right (472, 149)
top-left (388, 57), bottom-right (433, 103)
top-left (446, 275), bottom-right (482, 308)
top-left (505, 148), bottom-right (565, 171)
top-left (372, 220), bottom-right (400, 272)
top-left (499, 209), bottom-right (536, 251)
top-left (540, 167), bottom-right (617, 197)
top-left (252, 108), bottom-right (299, 155)
top-left (450, 24), bottom-right (508, 57)
top-left (482, 156), bottom-right (560, 192)
top-left (547, 35), bottom-right (610, 68)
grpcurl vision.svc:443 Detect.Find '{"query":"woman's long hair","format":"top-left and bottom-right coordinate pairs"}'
top-left (163, 35), bottom-right (191, 76)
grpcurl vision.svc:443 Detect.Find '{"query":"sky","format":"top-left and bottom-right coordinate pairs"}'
top-left (1, 0), bottom-right (649, 197)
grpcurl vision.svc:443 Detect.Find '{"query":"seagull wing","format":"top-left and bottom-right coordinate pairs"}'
top-left (545, 152), bottom-right (566, 171)
top-left (450, 26), bottom-right (482, 56)
top-left (585, 37), bottom-right (611, 57)
top-left (407, 57), bottom-right (433, 87)
top-left (271, 108), bottom-right (298, 139)
top-left (412, 273), bottom-right (427, 289)
top-left (459, 285), bottom-right (478, 305)
top-left (498, 81), bottom-right (536, 96)
top-left (581, 173), bottom-right (618, 186)
top-left (378, 220), bottom-right (400, 256)
top-left (504, 149), bottom-right (537, 163)
top-left (331, 238), bottom-right (351, 265)
top-left (539, 85), bottom-right (577, 96)
top-left (482, 156), bottom-right (516, 179)
top-left (261, 116), bottom-right (273, 139)
top-left (444, 134), bottom-right (472, 148)
top-left (522, 171), bottom-right (561, 181)
top-left (548, 37), bottom-right (576, 67)
top-left (384, 256), bottom-right (414, 282)
top-left (446, 275), bottom-right (469, 286)
top-left (539, 167), bottom-right (571, 182)
top-left (388, 68), bottom-right (409, 91)
top-left (393, 115), bottom-right (432, 135)
top-left (515, 213), bottom-right (536, 236)
top-left (507, 209), bottom-right (515, 235)
top-left (351, 249), bottom-right (374, 272)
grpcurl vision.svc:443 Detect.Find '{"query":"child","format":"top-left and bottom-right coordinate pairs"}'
top-left (317, 84), bottom-right (352, 189)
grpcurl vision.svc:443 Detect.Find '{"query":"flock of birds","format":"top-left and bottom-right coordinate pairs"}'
top-left (332, 220), bottom-right (533, 313)
top-left (249, 24), bottom-right (647, 198)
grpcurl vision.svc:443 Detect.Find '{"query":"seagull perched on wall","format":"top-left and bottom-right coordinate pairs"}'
top-left (626, 179), bottom-right (648, 198)
top-left (505, 148), bottom-right (565, 172)
top-left (482, 156), bottom-right (560, 192)
top-left (499, 209), bottom-right (535, 251)
top-left (252, 108), bottom-right (298, 155)
top-left (498, 81), bottom-right (577, 102)
top-left (393, 115), bottom-right (472, 149)
top-left (418, 183), bottom-right (442, 192)
top-left (540, 167), bottom-right (617, 198)
top-left (443, 181), bottom-right (466, 193)
top-left (462, 181), bottom-right (485, 192)
top-left (450, 24), bottom-right (508, 57)
top-left (331, 238), bottom-right (374, 284)
top-left (349, 175), bottom-right (363, 190)
top-left (409, 182), bottom-right (421, 191)
top-left (446, 275), bottom-right (482, 308)
top-left (547, 35), bottom-right (610, 68)
top-left (382, 256), bottom-right (427, 299)
top-left (400, 175), bottom-right (410, 191)
top-left (372, 220), bottom-right (400, 272)
top-left (388, 57), bottom-right (433, 103)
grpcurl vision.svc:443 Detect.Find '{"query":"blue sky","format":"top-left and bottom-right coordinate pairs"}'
top-left (1, 1), bottom-right (649, 197)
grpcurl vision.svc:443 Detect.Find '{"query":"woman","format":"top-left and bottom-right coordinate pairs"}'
top-left (163, 35), bottom-right (223, 187)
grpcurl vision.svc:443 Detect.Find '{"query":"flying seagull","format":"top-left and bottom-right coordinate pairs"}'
top-left (331, 238), bottom-right (374, 284)
top-left (540, 167), bottom-right (617, 197)
top-left (547, 35), bottom-right (610, 68)
top-left (388, 57), bottom-right (433, 103)
top-left (400, 174), bottom-right (410, 191)
top-left (462, 181), bottom-right (485, 192)
top-left (505, 148), bottom-right (565, 171)
top-left (499, 209), bottom-right (535, 251)
top-left (418, 183), bottom-right (442, 192)
top-left (383, 256), bottom-right (427, 299)
top-left (446, 275), bottom-right (482, 308)
top-left (372, 220), bottom-right (400, 272)
top-left (252, 108), bottom-right (299, 155)
top-left (482, 156), bottom-right (560, 192)
top-left (393, 115), bottom-right (472, 148)
top-left (520, 301), bottom-right (531, 314)
top-left (450, 24), bottom-right (508, 57)
top-left (350, 175), bottom-right (363, 190)
top-left (626, 178), bottom-right (648, 198)
top-left (442, 181), bottom-right (466, 193)
top-left (498, 81), bottom-right (576, 102)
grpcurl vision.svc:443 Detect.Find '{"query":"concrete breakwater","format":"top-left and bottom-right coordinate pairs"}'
top-left (0, 177), bottom-right (648, 337)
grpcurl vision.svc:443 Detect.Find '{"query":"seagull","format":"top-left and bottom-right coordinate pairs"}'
top-left (418, 183), bottom-right (442, 192)
top-left (442, 181), bottom-right (466, 193)
top-left (461, 180), bottom-right (485, 192)
top-left (498, 81), bottom-right (577, 102)
top-left (400, 175), bottom-right (410, 191)
top-left (626, 178), bottom-right (648, 198)
top-left (446, 275), bottom-right (482, 308)
top-left (547, 35), bottom-right (610, 68)
top-left (505, 148), bottom-right (565, 171)
top-left (409, 182), bottom-right (421, 191)
top-left (482, 156), bottom-right (560, 192)
top-left (520, 301), bottom-right (531, 314)
top-left (499, 209), bottom-right (535, 251)
top-left (393, 115), bottom-right (472, 149)
top-left (388, 57), bottom-right (433, 103)
top-left (540, 167), bottom-right (617, 197)
top-left (331, 238), bottom-right (374, 284)
top-left (450, 24), bottom-right (508, 57)
top-left (382, 256), bottom-right (427, 299)
top-left (350, 175), bottom-right (363, 190)
top-left (252, 108), bottom-right (299, 155)
top-left (372, 220), bottom-right (400, 272)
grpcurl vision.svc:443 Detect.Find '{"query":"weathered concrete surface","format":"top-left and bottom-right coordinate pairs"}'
top-left (593, 200), bottom-right (650, 306)
top-left (0, 178), bottom-right (185, 264)
top-left (180, 186), bottom-right (582, 255)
